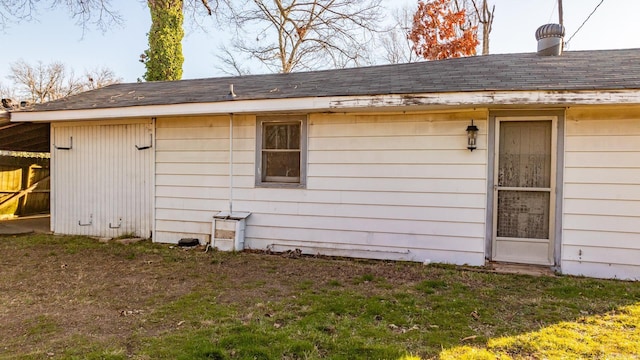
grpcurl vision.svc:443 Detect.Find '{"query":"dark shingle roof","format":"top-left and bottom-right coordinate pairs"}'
top-left (27, 48), bottom-right (640, 112)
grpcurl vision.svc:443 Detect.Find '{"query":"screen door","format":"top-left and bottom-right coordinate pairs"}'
top-left (493, 118), bottom-right (556, 265)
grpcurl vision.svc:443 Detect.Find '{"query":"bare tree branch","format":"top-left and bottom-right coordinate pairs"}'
top-left (0, 0), bottom-right (123, 32)
top-left (182, 0), bottom-right (231, 32)
top-left (8, 60), bottom-right (120, 103)
top-left (84, 66), bottom-right (122, 89)
top-left (53, 0), bottom-right (123, 32)
top-left (0, 0), bottom-right (229, 32)
top-left (468, 0), bottom-right (495, 54)
top-left (221, 0), bottom-right (384, 73)
top-left (378, 3), bottom-right (419, 64)
top-left (214, 44), bottom-right (252, 75)
top-left (0, 81), bottom-right (16, 100)
top-left (421, 0), bottom-right (494, 55)
top-left (0, 0), bottom-right (38, 30)
top-left (199, 0), bottom-right (213, 15)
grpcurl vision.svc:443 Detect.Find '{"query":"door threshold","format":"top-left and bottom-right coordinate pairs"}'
top-left (485, 261), bottom-right (556, 277)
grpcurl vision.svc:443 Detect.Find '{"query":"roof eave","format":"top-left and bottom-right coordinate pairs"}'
top-left (11, 89), bottom-right (640, 122)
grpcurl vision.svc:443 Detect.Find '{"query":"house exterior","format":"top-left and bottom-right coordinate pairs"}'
top-left (10, 48), bottom-right (640, 281)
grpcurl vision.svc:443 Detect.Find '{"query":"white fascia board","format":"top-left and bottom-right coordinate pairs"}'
top-left (11, 97), bottom-right (331, 122)
top-left (11, 89), bottom-right (640, 122)
top-left (330, 90), bottom-right (640, 109)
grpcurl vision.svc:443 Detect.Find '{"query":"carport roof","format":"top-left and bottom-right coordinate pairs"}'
top-left (0, 118), bottom-right (50, 152)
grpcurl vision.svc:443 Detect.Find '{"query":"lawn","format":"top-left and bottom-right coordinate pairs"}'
top-left (0, 234), bottom-right (639, 359)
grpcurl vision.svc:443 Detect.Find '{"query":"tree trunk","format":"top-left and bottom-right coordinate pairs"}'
top-left (480, 0), bottom-right (493, 55)
top-left (482, 23), bottom-right (489, 55)
top-left (144, 0), bottom-right (185, 81)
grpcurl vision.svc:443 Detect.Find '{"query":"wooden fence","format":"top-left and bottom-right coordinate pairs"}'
top-left (0, 155), bottom-right (50, 218)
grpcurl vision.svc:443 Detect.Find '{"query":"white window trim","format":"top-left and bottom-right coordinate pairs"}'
top-left (255, 115), bottom-right (307, 188)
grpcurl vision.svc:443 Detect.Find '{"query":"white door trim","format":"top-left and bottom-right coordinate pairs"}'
top-left (492, 116), bottom-right (558, 265)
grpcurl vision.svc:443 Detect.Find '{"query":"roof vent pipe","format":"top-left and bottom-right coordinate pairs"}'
top-left (228, 84), bottom-right (237, 99)
top-left (535, 23), bottom-right (565, 56)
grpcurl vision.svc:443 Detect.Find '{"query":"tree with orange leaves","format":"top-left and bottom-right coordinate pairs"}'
top-left (409, 0), bottom-right (479, 60)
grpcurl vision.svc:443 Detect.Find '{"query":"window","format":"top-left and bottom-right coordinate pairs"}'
top-left (256, 115), bottom-right (307, 187)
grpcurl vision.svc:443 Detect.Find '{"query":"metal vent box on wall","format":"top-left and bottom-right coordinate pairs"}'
top-left (211, 212), bottom-right (251, 251)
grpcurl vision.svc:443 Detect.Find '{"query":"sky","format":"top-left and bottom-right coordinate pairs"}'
top-left (0, 0), bottom-right (639, 84)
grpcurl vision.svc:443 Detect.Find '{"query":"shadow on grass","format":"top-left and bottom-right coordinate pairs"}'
top-left (439, 303), bottom-right (640, 359)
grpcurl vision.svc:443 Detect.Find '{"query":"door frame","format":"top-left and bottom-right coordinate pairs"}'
top-left (486, 110), bottom-right (565, 268)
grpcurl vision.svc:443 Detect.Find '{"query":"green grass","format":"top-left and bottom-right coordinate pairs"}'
top-left (136, 265), bottom-right (640, 359)
top-left (139, 286), bottom-right (640, 359)
top-left (2, 234), bottom-right (640, 359)
top-left (25, 315), bottom-right (59, 340)
top-left (441, 304), bottom-right (640, 359)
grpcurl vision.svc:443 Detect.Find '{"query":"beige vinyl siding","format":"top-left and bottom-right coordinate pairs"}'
top-left (562, 107), bottom-right (640, 280)
top-left (155, 111), bottom-right (487, 265)
top-left (154, 115), bottom-right (254, 243)
top-left (255, 112), bottom-right (487, 264)
top-left (51, 120), bottom-right (153, 238)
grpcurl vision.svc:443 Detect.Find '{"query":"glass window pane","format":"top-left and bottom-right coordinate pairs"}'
top-left (264, 123), bottom-right (300, 150)
top-left (263, 151), bottom-right (300, 179)
top-left (497, 190), bottom-right (550, 239)
top-left (287, 124), bottom-right (300, 149)
top-left (264, 124), bottom-right (282, 149)
top-left (499, 121), bottom-right (551, 188)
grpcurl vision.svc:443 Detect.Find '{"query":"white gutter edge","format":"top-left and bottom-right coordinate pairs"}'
top-left (10, 89), bottom-right (640, 123)
top-left (12, 97), bottom-right (327, 122)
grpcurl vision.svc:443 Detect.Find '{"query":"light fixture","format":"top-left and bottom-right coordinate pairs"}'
top-left (466, 119), bottom-right (479, 152)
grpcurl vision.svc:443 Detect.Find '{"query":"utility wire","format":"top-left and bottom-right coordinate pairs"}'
top-left (547, 0), bottom-right (557, 23)
top-left (565, 0), bottom-right (605, 46)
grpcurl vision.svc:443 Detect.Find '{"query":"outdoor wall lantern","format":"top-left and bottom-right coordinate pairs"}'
top-left (466, 119), bottom-right (479, 152)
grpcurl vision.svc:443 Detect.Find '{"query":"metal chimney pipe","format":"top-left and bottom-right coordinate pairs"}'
top-left (535, 23), bottom-right (565, 56)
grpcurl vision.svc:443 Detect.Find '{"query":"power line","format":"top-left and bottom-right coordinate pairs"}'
top-left (565, 0), bottom-right (605, 46)
top-left (547, 0), bottom-right (557, 23)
